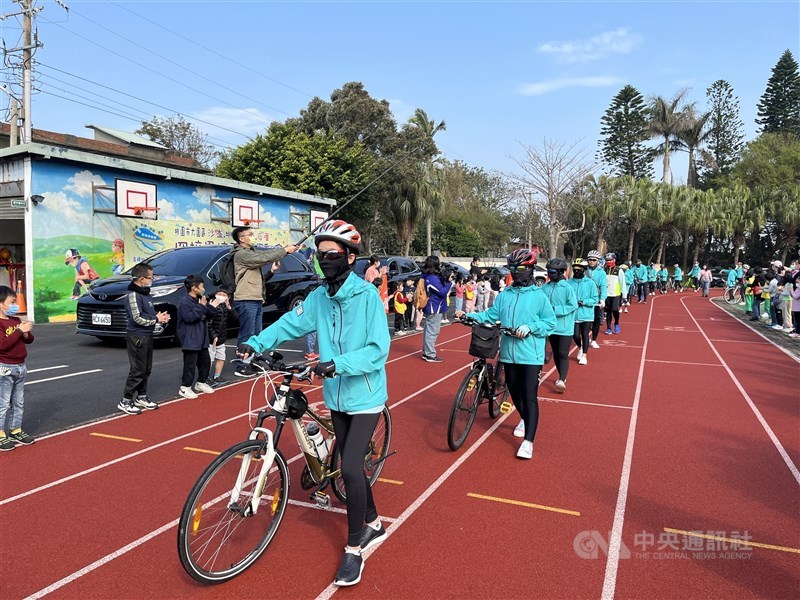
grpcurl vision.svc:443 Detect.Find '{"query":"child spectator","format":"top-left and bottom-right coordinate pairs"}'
top-left (402, 278), bottom-right (415, 332)
top-left (392, 282), bottom-right (409, 336)
top-left (207, 285), bottom-right (234, 386)
top-left (489, 274), bottom-right (501, 307)
top-left (782, 282), bottom-right (794, 333)
top-left (454, 277), bottom-right (465, 313)
top-left (177, 275), bottom-right (219, 399)
top-left (464, 278), bottom-right (477, 313)
top-left (0, 285), bottom-right (35, 450)
top-left (118, 263), bottom-right (171, 415)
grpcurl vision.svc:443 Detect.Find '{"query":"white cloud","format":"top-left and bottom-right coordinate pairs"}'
top-left (538, 28), bottom-right (641, 63)
top-left (158, 198), bottom-right (176, 220)
top-left (192, 186), bottom-right (215, 202)
top-left (520, 76), bottom-right (623, 96)
top-left (190, 107), bottom-right (271, 142)
top-left (260, 211), bottom-right (279, 227)
top-left (64, 170), bottom-right (107, 198)
top-left (388, 98), bottom-right (414, 125)
top-left (188, 208), bottom-right (210, 222)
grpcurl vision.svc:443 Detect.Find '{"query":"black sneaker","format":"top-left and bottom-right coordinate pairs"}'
top-left (0, 436), bottom-right (15, 451)
top-left (212, 375), bottom-right (228, 386)
top-left (359, 523), bottom-right (387, 551)
top-left (422, 355), bottom-right (444, 363)
top-left (9, 430), bottom-right (35, 445)
top-left (234, 365), bottom-right (256, 378)
top-left (333, 551), bottom-right (364, 587)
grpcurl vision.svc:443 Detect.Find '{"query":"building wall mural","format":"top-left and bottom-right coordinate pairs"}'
top-left (30, 160), bottom-right (308, 323)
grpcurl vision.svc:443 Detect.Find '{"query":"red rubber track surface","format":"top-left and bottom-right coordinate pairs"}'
top-left (1, 291), bottom-right (797, 599)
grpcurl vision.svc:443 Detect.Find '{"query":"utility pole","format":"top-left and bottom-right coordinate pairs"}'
top-left (22, 0), bottom-right (32, 144)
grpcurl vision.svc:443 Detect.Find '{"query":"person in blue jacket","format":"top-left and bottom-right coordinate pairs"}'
top-left (725, 265), bottom-right (739, 302)
top-left (420, 255), bottom-right (455, 363)
top-left (657, 264), bottom-right (669, 294)
top-left (633, 259), bottom-right (648, 303)
top-left (177, 274), bottom-right (218, 399)
top-left (542, 257), bottom-right (578, 393)
top-left (689, 261), bottom-right (701, 291)
top-left (456, 248), bottom-right (555, 460)
top-left (647, 262), bottom-right (657, 296)
top-left (673, 264), bottom-right (684, 293)
top-left (586, 250), bottom-right (607, 349)
top-left (623, 261), bottom-right (636, 310)
top-left (568, 258), bottom-right (598, 365)
top-left (237, 219), bottom-right (390, 587)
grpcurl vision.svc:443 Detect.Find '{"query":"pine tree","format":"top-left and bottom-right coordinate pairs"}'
top-left (598, 85), bottom-right (654, 179)
top-left (705, 80), bottom-right (745, 176)
top-left (756, 49), bottom-right (800, 136)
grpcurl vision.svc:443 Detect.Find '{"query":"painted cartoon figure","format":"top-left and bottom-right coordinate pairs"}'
top-left (65, 249), bottom-right (99, 300)
top-left (111, 239), bottom-right (125, 275)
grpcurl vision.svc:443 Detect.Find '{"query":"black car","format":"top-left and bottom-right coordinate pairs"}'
top-left (353, 256), bottom-right (422, 287)
top-left (76, 245), bottom-right (320, 341)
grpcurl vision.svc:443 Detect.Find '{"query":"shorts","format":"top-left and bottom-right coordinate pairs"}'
top-left (605, 296), bottom-right (621, 311)
top-left (209, 342), bottom-right (226, 362)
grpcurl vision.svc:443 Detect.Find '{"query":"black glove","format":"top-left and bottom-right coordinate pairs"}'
top-left (237, 343), bottom-right (256, 358)
top-left (313, 360), bottom-right (336, 378)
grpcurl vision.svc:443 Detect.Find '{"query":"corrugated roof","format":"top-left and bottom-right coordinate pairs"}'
top-left (86, 125), bottom-right (168, 149)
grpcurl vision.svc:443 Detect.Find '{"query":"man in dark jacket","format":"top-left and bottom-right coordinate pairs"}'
top-left (177, 275), bottom-right (219, 398)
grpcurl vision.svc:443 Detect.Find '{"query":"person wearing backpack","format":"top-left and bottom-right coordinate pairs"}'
top-left (228, 227), bottom-right (297, 377)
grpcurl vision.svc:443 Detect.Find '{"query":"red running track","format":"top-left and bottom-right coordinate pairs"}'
top-left (0, 291), bottom-right (797, 599)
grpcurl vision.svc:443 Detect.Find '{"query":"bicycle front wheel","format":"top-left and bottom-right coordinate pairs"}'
top-left (448, 367), bottom-right (481, 450)
top-left (331, 406), bottom-right (392, 503)
top-left (177, 440), bottom-right (289, 584)
top-left (489, 361), bottom-right (509, 419)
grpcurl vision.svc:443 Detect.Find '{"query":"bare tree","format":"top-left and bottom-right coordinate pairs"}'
top-left (137, 114), bottom-right (220, 168)
top-left (510, 139), bottom-right (592, 258)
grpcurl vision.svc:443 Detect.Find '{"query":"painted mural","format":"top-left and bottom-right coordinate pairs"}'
top-left (30, 161), bottom-right (304, 323)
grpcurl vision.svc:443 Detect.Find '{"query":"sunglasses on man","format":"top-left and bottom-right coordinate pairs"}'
top-left (316, 249), bottom-right (349, 261)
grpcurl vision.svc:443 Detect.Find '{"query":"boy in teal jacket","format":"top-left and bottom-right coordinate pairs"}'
top-left (673, 264), bottom-right (683, 293)
top-left (457, 248), bottom-right (555, 460)
top-left (647, 263), bottom-right (657, 296)
top-left (586, 250), bottom-right (607, 348)
top-left (237, 220), bottom-right (390, 587)
top-left (657, 264), bottom-right (669, 294)
top-left (542, 258), bottom-right (577, 393)
top-left (568, 258), bottom-right (598, 365)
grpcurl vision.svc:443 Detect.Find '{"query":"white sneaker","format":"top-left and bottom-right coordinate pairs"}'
top-left (516, 440), bottom-right (533, 459)
top-left (590, 340), bottom-right (600, 349)
top-left (771, 324), bottom-right (783, 330)
top-left (133, 396), bottom-right (158, 410)
top-left (576, 350), bottom-right (584, 361)
top-left (623, 307), bottom-right (629, 313)
top-left (194, 382), bottom-right (216, 394)
top-left (579, 355), bottom-right (588, 365)
top-left (513, 420), bottom-right (525, 438)
top-left (555, 379), bottom-right (566, 393)
top-left (179, 386), bottom-right (198, 399)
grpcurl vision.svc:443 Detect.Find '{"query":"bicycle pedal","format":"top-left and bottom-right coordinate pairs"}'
top-left (500, 401), bottom-right (513, 414)
top-left (311, 491), bottom-right (331, 509)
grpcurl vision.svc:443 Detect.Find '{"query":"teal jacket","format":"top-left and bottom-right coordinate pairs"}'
top-left (633, 264), bottom-right (648, 283)
top-left (246, 271), bottom-right (390, 413)
top-left (542, 279), bottom-right (578, 336)
top-left (470, 285), bottom-right (555, 365)
top-left (647, 266), bottom-right (657, 281)
top-left (568, 276), bottom-right (599, 323)
top-left (588, 265), bottom-right (607, 304)
top-left (625, 268), bottom-right (635, 286)
top-left (735, 267), bottom-right (744, 279)
top-left (673, 267), bottom-right (683, 281)
top-left (726, 269), bottom-right (738, 286)
top-left (657, 268), bottom-right (669, 281)
top-left (689, 265), bottom-right (701, 278)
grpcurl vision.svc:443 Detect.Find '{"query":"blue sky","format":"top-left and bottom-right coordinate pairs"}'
top-left (3, 0), bottom-right (798, 183)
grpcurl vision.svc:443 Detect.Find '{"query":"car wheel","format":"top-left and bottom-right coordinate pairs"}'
top-left (289, 295), bottom-right (304, 310)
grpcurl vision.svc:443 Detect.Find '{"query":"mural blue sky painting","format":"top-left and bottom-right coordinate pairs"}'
top-left (3, 0), bottom-right (798, 182)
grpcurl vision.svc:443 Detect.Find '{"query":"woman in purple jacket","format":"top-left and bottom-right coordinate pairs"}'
top-left (420, 255), bottom-right (454, 363)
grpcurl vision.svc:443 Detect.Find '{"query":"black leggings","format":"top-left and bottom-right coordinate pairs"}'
top-left (549, 334), bottom-right (572, 381)
top-left (591, 306), bottom-right (604, 341)
top-left (503, 363), bottom-right (541, 443)
top-left (573, 321), bottom-right (591, 352)
top-left (605, 297), bottom-right (621, 328)
top-left (330, 410), bottom-right (381, 547)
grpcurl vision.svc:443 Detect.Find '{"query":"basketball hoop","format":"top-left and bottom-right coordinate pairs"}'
top-left (242, 218), bottom-right (264, 228)
top-left (134, 206), bottom-right (159, 220)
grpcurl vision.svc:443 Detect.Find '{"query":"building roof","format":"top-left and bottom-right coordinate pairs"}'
top-left (85, 125), bottom-right (168, 149)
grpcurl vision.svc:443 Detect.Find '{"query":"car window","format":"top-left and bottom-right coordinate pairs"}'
top-left (276, 253), bottom-right (309, 274)
top-left (399, 259), bottom-right (414, 274)
top-left (145, 248), bottom-right (220, 276)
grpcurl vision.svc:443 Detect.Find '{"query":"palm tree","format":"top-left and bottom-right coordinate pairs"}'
top-left (716, 182), bottom-right (755, 264)
top-left (408, 109), bottom-right (446, 256)
top-left (648, 91), bottom-right (692, 185)
top-left (582, 174), bottom-right (618, 254)
top-left (677, 108), bottom-right (712, 189)
top-left (619, 176), bottom-right (651, 261)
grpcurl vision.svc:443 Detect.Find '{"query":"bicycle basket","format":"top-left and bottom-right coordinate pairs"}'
top-left (285, 389), bottom-right (308, 419)
top-left (469, 323), bottom-right (501, 359)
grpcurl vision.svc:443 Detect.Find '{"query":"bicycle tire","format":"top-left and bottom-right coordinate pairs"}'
top-left (177, 440), bottom-right (289, 584)
top-left (489, 361), bottom-right (509, 419)
top-left (447, 366), bottom-right (481, 451)
top-left (331, 405), bottom-right (392, 503)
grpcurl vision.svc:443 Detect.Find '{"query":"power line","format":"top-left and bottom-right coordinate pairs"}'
top-left (106, 0), bottom-right (314, 100)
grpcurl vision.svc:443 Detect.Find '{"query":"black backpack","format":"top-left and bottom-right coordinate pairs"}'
top-left (218, 251), bottom-right (239, 293)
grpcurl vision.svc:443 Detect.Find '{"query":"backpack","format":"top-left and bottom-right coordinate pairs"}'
top-left (219, 251), bottom-right (237, 290)
top-left (414, 277), bottom-right (428, 310)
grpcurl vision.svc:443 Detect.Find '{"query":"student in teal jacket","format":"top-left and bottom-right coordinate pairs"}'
top-left (647, 263), bottom-right (657, 296)
top-left (657, 264), bottom-right (669, 294)
top-left (586, 250), bottom-right (607, 348)
top-left (237, 219), bottom-right (389, 587)
top-left (673, 264), bottom-right (684, 293)
top-left (633, 260), bottom-right (648, 303)
top-left (542, 258), bottom-right (578, 393)
top-left (623, 262), bottom-right (636, 308)
top-left (568, 258), bottom-right (598, 365)
top-left (458, 248), bottom-right (556, 460)
top-left (689, 262), bottom-right (701, 290)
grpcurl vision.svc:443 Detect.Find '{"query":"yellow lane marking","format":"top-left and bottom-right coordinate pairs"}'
top-left (377, 477), bottom-right (404, 485)
top-left (467, 493), bottom-right (580, 516)
top-left (90, 433), bottom-right (142, 443)
top-left (664, 528), bottom-right (800, 554)
top-left (183, 446), bottom-right (220, 456)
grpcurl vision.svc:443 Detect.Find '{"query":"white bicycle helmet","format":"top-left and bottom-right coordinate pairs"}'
top-left (314, 219), bottom-right (362, 253)
top-left (587, 250), bottom-right (602, 260)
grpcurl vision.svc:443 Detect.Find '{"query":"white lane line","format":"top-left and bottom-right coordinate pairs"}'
top-left (709, 301), bottom-right (800, 364)
top-left (681, 298), bottom-right (800, 485)
top-left (709, 339), bottom-right (773, 345)
top-left (645, 359), bottom-right (723, 368)
top-left (27, 365), bottom-right (68, 374)
top-left (25, 370), bottom-right (102, 386)
top-left (601, 296), bottom-right (657, 600)
top-left (539, 397), bottom-right (633, 411)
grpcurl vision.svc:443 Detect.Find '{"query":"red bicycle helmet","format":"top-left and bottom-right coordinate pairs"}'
top-left (314, 219), bottom-right (362, 253)
top-left (507, 248), bottom-right (537, 268)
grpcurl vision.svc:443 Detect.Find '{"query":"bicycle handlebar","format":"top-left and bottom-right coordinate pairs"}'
top-left (455, 315), bottom-right (517, 337)
top-left (232, 351), bottom-right (314, 382)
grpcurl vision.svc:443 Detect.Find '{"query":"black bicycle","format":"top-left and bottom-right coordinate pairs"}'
top-left (447, 316), bottom-right (514, 451)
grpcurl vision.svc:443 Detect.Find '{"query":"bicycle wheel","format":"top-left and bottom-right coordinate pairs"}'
top-left (177, 440), bottom-right (289, 584)
top-left (723, 287), bottom-right (736, 304)
top-left (331, 406), bottom-right (392, 503)
top-left (488, 361), bottom-right (509, 419)
top-left (447, 367), bottom-right (481, 451)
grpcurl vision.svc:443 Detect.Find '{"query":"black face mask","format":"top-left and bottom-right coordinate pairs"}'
top-left (319, 255), bottom-right (353, 295)
top-left (573, 270), bottom-right (585, 279)
top-left (548, 270), bottom-right (565, 282)
top-left (510, 268), bottom-right (535, 286)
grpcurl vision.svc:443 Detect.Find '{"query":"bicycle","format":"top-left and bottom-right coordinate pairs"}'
top-left (177, 352), bottom-right (393, 584)
top-left (447, 316), bottom-right (514, 451)
top-left (723, 284), bottom-right (744, 304)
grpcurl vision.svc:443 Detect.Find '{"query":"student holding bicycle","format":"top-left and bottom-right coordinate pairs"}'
top-left (456, 248), bottom-right (556, 459)
top-left (237, 219), bottom-right (390, 587)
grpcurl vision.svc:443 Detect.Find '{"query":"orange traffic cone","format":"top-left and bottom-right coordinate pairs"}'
top-left (16, 280), bottom-right (27, 314)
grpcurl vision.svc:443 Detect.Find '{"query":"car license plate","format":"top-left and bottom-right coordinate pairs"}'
top-left (92, 313), bottom-right (112, 326)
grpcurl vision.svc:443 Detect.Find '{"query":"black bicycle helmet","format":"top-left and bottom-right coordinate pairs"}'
top-left (546, 257), bottom-right (568, 271)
